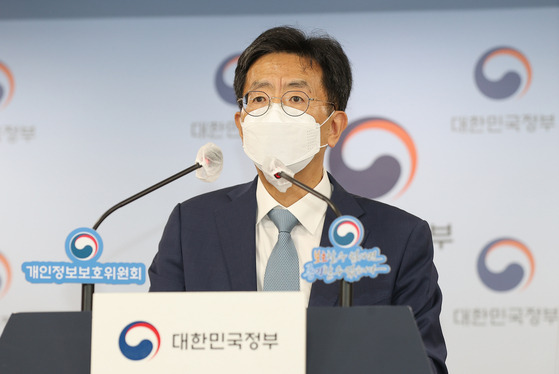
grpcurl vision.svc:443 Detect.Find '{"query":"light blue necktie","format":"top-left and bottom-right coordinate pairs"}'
top-left (263, 208), bottom-right (300, 291)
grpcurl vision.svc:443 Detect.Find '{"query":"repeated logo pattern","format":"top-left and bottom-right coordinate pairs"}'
top-left (0, 62), bottom-right (15, 109)
top-left (215, 54), bottom-right (240, 105)
top-left (477, 238), bottom-right (535, 292)
top-left (0, 252), bottom-right (12, 299)
top-left (329, 117), bottom-right (417, 199)
top-left (474, 46), bottom-right (532, 100)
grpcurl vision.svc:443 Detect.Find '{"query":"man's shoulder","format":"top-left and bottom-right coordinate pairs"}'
top-left (335, 186), bottom-right (427, 235)
top-left (331, 176), bottom-right (425, 226)
top-left (354, 194), bottom-right (422, 222)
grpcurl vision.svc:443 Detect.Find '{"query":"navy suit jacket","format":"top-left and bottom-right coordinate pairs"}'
top-left (149, 174), bottom-right (447, 373)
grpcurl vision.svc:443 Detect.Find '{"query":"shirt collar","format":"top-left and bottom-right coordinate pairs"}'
top-left (256, 169), bottom-right (332, 234)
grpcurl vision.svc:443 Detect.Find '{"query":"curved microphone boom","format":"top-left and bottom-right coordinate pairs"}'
top-left (272, 168), bottom-right (353, 308)
top-left (82, 143), bottom-right (223, 311)
top-left (274, 171), bottom-right (342, 218)
top-left (92, 143), bottom-right (223, 231)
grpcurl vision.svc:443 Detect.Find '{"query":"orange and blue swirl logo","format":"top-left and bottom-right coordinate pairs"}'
top-left (474, 46), bottom-right (532, 100)
top-left (0, 62), bottom-right (15, 110)
top-left (329, 216), bottom-right (364, 249)
top-left (477, 238), bottom-right (535, 292)
top-left (215, 53), bottom-right (240, 105)
top-left (65, 228), bottom-right (103, 263)
top-left (119, 321), bottom-right (161, 361)
top-left (329, 117), bottom-right (417, 199)
top-left (0, 252), bottom-right (12, 299)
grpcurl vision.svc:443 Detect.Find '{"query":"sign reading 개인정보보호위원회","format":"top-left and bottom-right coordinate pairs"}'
top-left (21, 227), bottom-right (145, 285)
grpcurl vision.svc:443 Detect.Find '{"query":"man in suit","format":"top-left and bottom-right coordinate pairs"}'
top-left (149, 26), bottom-right (447, 373)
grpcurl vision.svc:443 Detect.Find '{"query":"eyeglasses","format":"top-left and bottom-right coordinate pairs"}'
top-left (238, 90), bottom-right (335, 117)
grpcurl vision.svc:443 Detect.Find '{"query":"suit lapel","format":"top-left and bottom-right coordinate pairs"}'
top-left (213, 174), bottom-right (370, 300)
top-left (308, 174), bottom-right (368, 306)
top-left (215, 179), bottom-right (258, 291)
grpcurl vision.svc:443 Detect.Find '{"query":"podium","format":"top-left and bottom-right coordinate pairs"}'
top-left (0, 311), bottom-right (92, 373)
top-left (307, 306), bottom-right (432, 373)
top-left (0, 306), bottom-right (431, 373)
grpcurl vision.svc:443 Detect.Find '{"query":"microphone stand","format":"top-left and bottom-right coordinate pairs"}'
top-left (81, 163), bottom-right (202, 311)
top-left (276, 171), bottom-right (353, 307)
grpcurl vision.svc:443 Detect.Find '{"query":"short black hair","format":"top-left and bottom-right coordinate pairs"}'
top-left (234, 26), bottom-right (352, 112)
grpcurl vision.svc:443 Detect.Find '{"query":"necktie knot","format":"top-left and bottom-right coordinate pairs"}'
top-left (268, 208), bottom-right (298, 233)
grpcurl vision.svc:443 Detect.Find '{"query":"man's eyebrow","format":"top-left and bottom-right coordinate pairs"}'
top-left (249, 81), bottom-right (273, 90)
top-left (286, 80), bottom-right (311, 90)
top-left (248, 80), bottom-right (312, 92)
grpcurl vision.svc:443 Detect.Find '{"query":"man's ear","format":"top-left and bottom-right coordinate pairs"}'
top-left (234, 111), bottom-right (243, 140)
top-left (327, 111), bottom-right (348, 147)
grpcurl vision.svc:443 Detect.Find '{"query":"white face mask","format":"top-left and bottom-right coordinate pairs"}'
top-left (240, 103), bottom-right (332, 175)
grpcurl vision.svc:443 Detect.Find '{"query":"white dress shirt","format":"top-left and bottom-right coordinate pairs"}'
top-left (255, 168), bottom-right (331, 305)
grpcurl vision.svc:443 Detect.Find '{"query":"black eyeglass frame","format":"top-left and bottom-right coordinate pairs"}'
top-left (237, 90), bottom-right (336, 117)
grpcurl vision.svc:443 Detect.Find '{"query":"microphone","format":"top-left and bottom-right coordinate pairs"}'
top-left (82, 142), bottom-right (223, 311)
top-left (264, 160), bottom-right (353, 307)
top-left (195, 142), bottom-right (224, 183)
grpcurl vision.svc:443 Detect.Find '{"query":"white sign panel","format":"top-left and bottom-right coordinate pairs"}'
top-left (91, 292), bottom-right (306, 374)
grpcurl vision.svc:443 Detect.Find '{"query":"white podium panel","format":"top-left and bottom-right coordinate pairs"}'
top-left (91, 292), bottom-right (306, 374)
